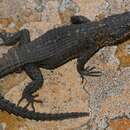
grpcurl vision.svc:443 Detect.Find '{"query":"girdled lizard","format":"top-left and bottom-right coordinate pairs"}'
top-left (0, 11), bottom-right (130, 121)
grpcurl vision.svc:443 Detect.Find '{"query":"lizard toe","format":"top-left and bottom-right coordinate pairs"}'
top-left (17, 93), bottom-right (42, 111)
top-left (80, 66), bottom-right (102, 79)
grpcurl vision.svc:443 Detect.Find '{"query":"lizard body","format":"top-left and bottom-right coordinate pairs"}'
top-left (0, 12), bottom-right (130, 121)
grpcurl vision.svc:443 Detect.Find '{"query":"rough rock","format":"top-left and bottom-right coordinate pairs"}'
top-left (0, 0), bottom-right (130, 130)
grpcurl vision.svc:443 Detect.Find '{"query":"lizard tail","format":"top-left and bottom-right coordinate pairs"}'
top-left (0, 95), bottom-right (89, 121)
top-left (0, 48), bottom-right (89, 121)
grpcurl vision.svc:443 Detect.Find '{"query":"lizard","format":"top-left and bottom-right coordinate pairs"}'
top-left (0, 11), bottom-right (130, 121)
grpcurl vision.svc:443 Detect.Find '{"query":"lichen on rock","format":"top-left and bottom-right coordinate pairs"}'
top-left (0, 0), bottom-right (130, 130)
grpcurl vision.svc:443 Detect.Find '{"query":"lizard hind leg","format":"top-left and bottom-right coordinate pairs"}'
top-left (0, 29), bottom-right (30, 46)
top-left (0, 29), bottom-right (31, 74)
top-left (17, 64), bottom-right (43, 111)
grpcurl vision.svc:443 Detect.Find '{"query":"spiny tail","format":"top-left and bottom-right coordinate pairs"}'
top-left (0, 95), bottom-right (89, 121)
top-left (0, 49), bottom-right (89, 120)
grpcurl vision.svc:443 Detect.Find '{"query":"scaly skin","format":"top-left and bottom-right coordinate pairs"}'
top-left (0, 95), bottom-right (89, 121)
top-left (0, 11), bottom-right (130, 121)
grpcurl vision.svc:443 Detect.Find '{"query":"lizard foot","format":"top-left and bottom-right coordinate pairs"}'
top-left (17, 93), bottom-right (42, 111)
top-left (80, 66), bottom-right (102, 83)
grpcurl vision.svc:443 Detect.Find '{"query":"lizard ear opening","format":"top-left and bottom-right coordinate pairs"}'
top-left (71, 16), bottom-right (91, 24)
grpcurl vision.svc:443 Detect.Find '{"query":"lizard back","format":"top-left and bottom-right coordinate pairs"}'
top-left (16, 24), bottom-right (90, 65)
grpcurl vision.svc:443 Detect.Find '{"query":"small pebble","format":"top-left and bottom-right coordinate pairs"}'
top-left (8, 22), bottom-right (16, 29)
top-left (35, 5), bottom-right (45, 12)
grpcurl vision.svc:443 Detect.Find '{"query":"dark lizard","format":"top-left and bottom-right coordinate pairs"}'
top-left (0, 11), bottom-right (130, 121)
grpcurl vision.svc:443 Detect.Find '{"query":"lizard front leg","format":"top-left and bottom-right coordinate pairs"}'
top-left (77, 49), bottom-right (102, 83)
top-left (17, 64), bottom-right (43, 111)
top-left (0, 29), bottom-right (30, 46)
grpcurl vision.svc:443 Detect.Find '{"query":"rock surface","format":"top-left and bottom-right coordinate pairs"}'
top-left (0, 0), bottom-right (130, 130)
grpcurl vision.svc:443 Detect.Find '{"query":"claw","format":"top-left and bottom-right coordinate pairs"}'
top-left (24, 102), bottom-right (30, 109)
top-left (81, 74), bottom-right (85, 84)
top-left (80, 66), bottom-right (102, 82)
top-left (86, 71), bottom-right (102, 77)
top-left (87, 66), bottom-right (96, 71)
top-left (17, 93), bottom-right (42, 111)
top-left (81, 74), bottom-right (87, 84)
top-left (17, 96), bottom-right (24, 106)
top-left (31, 102), bottom-right (35, 111)
top-left (34, 99), bottom-right (42, 103)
